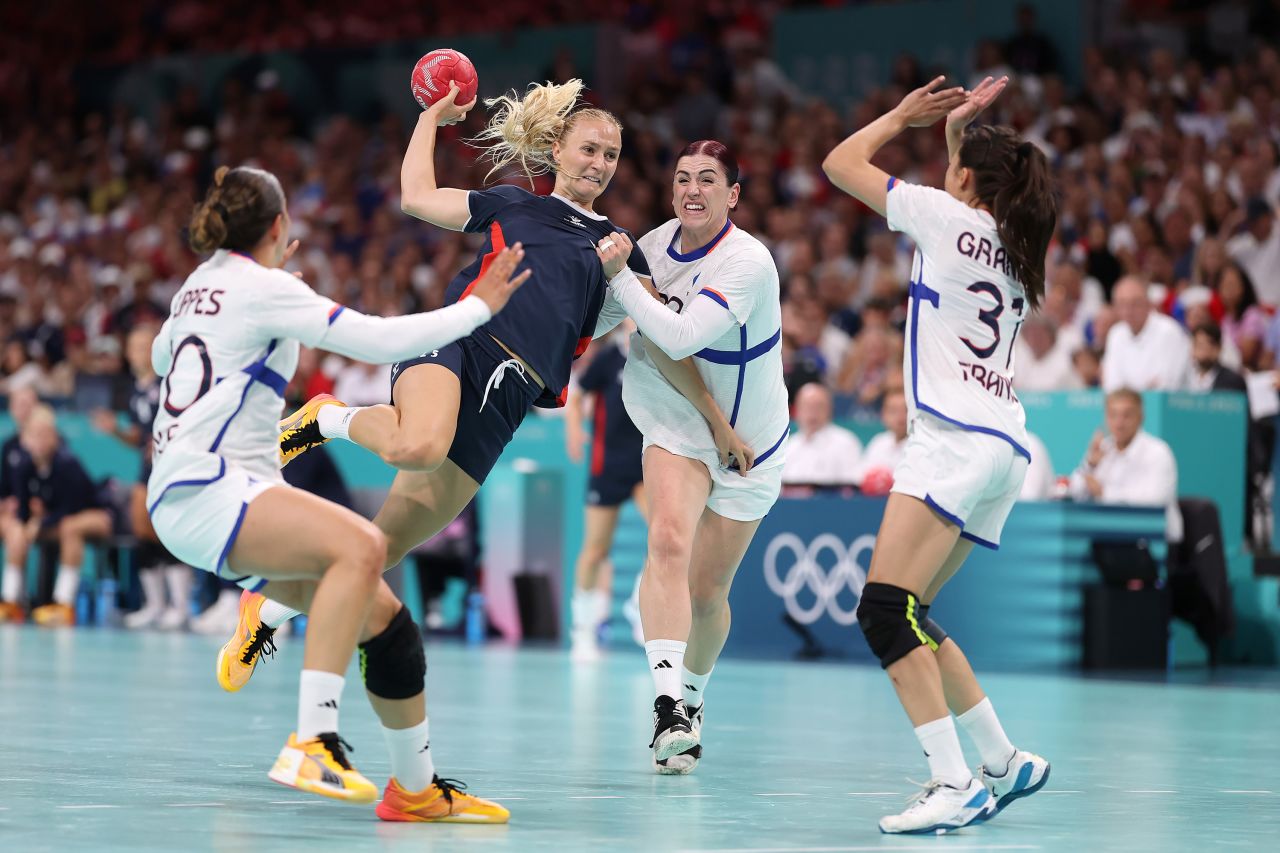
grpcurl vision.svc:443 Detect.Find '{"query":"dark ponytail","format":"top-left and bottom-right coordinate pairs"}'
top-left (958, 127), bottom-right (1057, 310)
top-left (189, 166), bottom-right (286, 254)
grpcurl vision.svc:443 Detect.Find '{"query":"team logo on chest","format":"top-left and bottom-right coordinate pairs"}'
top-left (565, 215), bottom-right (586, 228)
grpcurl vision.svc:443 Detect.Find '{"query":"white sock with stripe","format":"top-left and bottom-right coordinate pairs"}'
top-left (317, 405), bottom-right (364, 441)
top-left (2, 563), bottom-right (22, 603)
top-left (297, 669), bottom-right (345, 740)
top-left (645, 639), bottom-right (686, 700)
top-left (261, 599), bottom-right (301, 629)
top-left (957, 697), bottom-right (1016, 773)
top-left (382, 718), bottom-right (435, 792)
top-left (681, 665), bottom-right (712, 711)
top-left (914, 716), bottom-right (972, 789)
top-left (53, 564), bottom-right (80, 606)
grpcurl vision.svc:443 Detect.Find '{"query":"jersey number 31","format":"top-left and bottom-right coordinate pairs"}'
top-left (959, 282), bottom-right (1025, 371)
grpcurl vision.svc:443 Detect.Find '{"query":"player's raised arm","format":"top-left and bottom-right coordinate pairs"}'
top-left (822, 76), bottom-right (966, 217)
top-left (401, 82), bottom-right (477, 230)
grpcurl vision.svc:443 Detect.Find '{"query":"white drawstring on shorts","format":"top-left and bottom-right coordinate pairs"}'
top-left (479, 358), bottom-right (529, 413)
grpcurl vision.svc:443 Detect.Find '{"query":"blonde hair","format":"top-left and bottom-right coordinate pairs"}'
top-left (469, 79), bottom-right (622, 183)
top-left (22, 403), bottom-right (57, 434)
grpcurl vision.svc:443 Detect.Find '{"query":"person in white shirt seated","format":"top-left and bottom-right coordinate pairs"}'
top-left (1013, 316), bottom-right (1078, 391)
top-left (1069, 388), bottom-right (1183, 542)
top-left (781, 382), bottom-right (862, 490)
top-left (1226, 198), bottom-right (1280, 308)
top-left (851, 388), bottom-right (908, 496)
top-left (1101, 275), bottom-right (1189, 391)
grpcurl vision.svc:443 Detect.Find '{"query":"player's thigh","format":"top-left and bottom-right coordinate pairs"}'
top-left (393, 360), bottom-right (462, 451)
top-left (922, 538), bottom-right (975, 604)
top-left (227, 486), bottom-right (385, 581)
top-left (688, 509), bottom-right (762, 603)
top-left (866, 492), bottom-right (962, 597)
top-left (642, 445), bottom-right (713, 564)
top-left (372, 459), bottom-right (480, 566)
top-left (58, 509), bottom-right (112, 538)
top-left (582, 505), bottom-right (622, 556)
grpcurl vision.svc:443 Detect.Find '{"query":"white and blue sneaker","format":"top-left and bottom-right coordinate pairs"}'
top-left (879, 777), bottom-right (994, 835)
top-left (654, 703), bottom-right (702, 775)
top-left (980, 749), bottom-right (1050, 817)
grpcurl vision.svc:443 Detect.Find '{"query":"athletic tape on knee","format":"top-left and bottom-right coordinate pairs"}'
top-left (917, 603), bottom-right (949, 648)
top-left (856, 582), bottom-right (938, 669)
top-left (358, 605), bottom-right (425, 700)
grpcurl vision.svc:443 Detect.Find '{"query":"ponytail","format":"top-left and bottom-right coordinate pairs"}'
top-left (959, 128), bottom-right (1057, 310)
top-left (189, 166), bottom-right (285, 254)
top-left (468, 79), bottom-right (621, 184)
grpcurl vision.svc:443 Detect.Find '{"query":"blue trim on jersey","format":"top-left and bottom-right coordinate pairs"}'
top-left (729, 325), bottom-right (748, 427)
top-left (242, 359), bottom-right (288, 397)
top-left (695, 328), bottom-right (781, 364)
top-left (327, 306), bottom-right (346, 326)
top-left (960, 530), bottom-right (1000, 551)
top-left (210, 340), bottom-right (279, 452)
top-left (887, 176), bottom-right (899, 191)
top-left (215, 500), bottom-right (252, 579)
top-left (146, 457), bottom-right (227, 516)
top-left (666, 218), bottom-right (733, 262)
top-left (699, 289), bottom-right (730, 310)
top-left (755, 426), bottom-right (790, 466)
top-left (907, 269), bottom-right (1032, 462)
top-left (924, 494), bottom-right (965, 529)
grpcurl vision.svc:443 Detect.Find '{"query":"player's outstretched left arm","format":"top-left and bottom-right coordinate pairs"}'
top-left (822, 76), bottom-right (967, 217)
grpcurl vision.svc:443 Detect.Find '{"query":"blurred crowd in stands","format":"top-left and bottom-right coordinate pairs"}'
top-left (2, 0), bottom-right (1280, 623)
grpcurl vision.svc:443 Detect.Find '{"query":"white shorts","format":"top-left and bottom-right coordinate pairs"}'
top-left (147, 454), bottom-right (279, 592)
top-left (891, 413), bottom-right (1028, 549)
top-left (643, 438), bottom-right (783, 522)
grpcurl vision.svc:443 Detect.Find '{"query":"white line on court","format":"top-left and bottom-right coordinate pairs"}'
top-left (680, 840), bottom-right (1039, 845)
top-left (164, 803), bottom-right (225, 808)
top-left (568, 796), bottom-right (625, 799)
top-left (267, 800), bottom-right (324, 805)
top-left (1126, 790), bottom-right (1178, 793)
top-left (668, 794), bottom-right (714, 798)
top-left (57, 805), bottom-right (121, 810)
top-left (752, 792), bottom-right (806, 797)
top-left (1221, 790), bottom-right (1274, 794)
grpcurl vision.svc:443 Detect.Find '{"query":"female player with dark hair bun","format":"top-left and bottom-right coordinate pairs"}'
top-left (822, 75), bottom-right (1057, 834)
top-left (149, 164), bottom-right (524, 816)
top-left (595, 139), bottom-right (788, 774)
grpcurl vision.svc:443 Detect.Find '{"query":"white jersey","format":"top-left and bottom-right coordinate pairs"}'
top-left (620, 219), bottom-right (790, 470)
top-left (147, 251), bottom-right (343, 492)
top-left (886, 179), bottom-right (1031, 460)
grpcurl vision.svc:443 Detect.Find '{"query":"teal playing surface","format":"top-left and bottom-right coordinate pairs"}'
top-left (2, 626), bottom-right (1277, 852)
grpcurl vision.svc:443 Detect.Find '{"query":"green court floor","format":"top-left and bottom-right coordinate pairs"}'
top-left (1, 626), bottom-right (1277, 852)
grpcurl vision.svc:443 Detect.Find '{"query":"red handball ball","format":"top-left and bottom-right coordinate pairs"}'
top-left (860, 468), bottom-right (895, 497)
top-left (411, 49), bottom-right (478, 110)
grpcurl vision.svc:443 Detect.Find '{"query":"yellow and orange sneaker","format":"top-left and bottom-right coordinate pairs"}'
top-left (216, 590), bottom-right (276, 692)
top-left (268, 732), bottom-right (377, 804)
top-left (278, 393), bottom-right (347, 467)
top-left (0, 601), bottom-right (25, 624)
top-left (31, 602), bottom-right (75, 627)
top-left (376, 775), bottom-right (511, 824)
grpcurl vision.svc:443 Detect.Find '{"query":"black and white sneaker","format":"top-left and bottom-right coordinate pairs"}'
top-left (655, 703), bottom-right (702, 775)
top-left (649, 695), bottom-right (699, 762)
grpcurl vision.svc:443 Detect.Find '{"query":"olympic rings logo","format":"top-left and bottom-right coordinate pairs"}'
top-left (763, 532), bottom-right (876, 626)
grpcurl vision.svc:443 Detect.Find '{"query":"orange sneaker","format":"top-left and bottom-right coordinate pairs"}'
top-left (376, 775), bottom-right (510, 824)
top-left (0, 601), bottom-right (25, 624)
top-left (268, 732), bottom-right (377, 804)
top-left (278, 393), bottom-right (347, 467)
top-left (31, 602), bottom-right (75, 627)
top-left (216, 590), bottom-right (276, 692)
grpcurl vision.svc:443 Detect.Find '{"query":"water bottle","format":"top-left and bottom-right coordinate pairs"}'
top-left (96, 577), bottom-right (119, 628)
top-left (75, 581), bottom-right (92, 626)
top-left (465, 589), bottom-right (485, 645)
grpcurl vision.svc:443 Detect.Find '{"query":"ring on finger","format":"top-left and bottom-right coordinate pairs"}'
top-left (599, 240), bottom-right (616, 251)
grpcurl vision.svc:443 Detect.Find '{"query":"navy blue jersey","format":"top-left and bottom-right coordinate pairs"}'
top-left (127, 377), bottom-right (162, 445)
top-left (0, 435), bottom-right (28, 500)
top-left (449, 185), bottom-right (650, 408)
top-left (13, 449), bottom-right (103, 529)
top-left (578, 339), bottom-right (642, 476)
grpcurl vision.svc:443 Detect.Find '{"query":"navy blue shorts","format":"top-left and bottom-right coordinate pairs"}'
top-left (587, 453), bottom-right (643, 507)
top-left (390, 332), bottom-right (541, 485)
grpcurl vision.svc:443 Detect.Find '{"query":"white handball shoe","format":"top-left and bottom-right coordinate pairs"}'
top-left (980, 749), bottom-right (1050, 817)
top-left (878, 777), bottom-right (993, 835)
top-left (654, 703), bottom-right (702, 775)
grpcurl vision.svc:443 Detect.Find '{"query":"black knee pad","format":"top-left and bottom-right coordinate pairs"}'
top-left (358, 605), bottom-right (425, 700)
top-left (856, 582), bottom-right (938, 669)
top-left (917, 603), bottom-right (949, 648)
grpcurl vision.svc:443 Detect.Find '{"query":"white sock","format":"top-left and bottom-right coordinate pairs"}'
top-left (382, 718), bottom-right (434, 792)
top-left (645, 639), bottom-right (686, 700)
top-left (681, 665), bottom-right (712, 711)
top-left (297, 670), bottom-right (345, 741)
top-left (957, 697), bottom-right (1017, 773)
top-left (914, 716), bottom-right (972, 788)
top-left (53, 564), bottom-right (80, 605)
top-left (572, 587), bottom-right (607, 630)
top-left (261, 599), bottom-right (302, 629)
top-left (317, 405), bottom-right (364, 441)
top-left (2, 563), bottom-right (22, 602)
